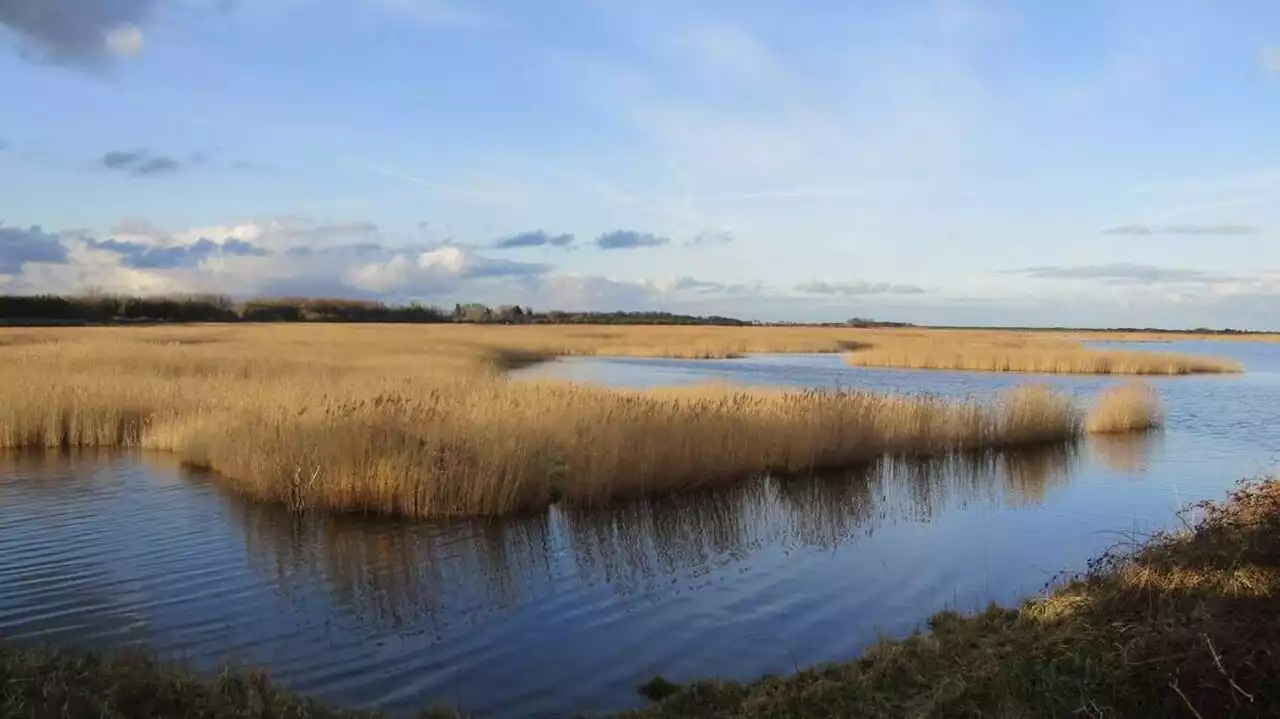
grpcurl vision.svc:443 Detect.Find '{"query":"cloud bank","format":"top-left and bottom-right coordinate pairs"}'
top-left (794, 280), bottom-right (926, 295)
top-left (1003, 263), bottom-right (1232, 285)
top-left (0, 225), bottom-right (71, 274)
top-left (0, 0), bottom-right (152, 64)
top-left (4, 217), bottom-right (1278, 331)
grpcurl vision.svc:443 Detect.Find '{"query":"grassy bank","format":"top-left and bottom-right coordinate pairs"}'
top-left (844, 333), bottom-right (1242, 374)
top-left (1, 325), bottom-right (1164, 518)
top-left (628, 476), bottom-right (1280, 718)
top-left (0, 645), bottom-right (460, 718)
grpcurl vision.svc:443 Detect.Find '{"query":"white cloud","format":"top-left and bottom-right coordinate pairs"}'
top-left (344, 245), bottom-right (549, 294)
top-left (104, 23), bottom-right (144, 57)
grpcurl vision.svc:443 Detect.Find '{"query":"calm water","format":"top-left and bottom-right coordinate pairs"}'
top-left (2, 340), bottom-right (1278, 717)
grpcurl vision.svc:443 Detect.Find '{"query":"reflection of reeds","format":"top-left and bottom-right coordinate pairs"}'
top-left (1089, 431), bottom-right (1162, 473)
top-left (223, 441), bottom-right (1081, 626)
top-left (633, 478), bottom-right (1280, 718)
top-left (232, 496), bottom-right (558, 631)
top-left (878, 442), bottom-right (1081, 515)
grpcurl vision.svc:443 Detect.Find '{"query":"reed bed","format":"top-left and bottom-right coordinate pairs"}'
top-left (844, 335), bottom-right (1242, 375)
top-left (1086, 382), bottom-right (1166, 434)
top-left (0, 324), bottom-right (1166, 518)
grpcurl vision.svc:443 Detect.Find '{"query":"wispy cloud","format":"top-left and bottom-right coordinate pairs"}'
top-left (594, 230), bottom-right (670, 250)
top-left (1102, 224), bottom-right (1258, 236)
top-left (684, 230), bottom-right (734, 247)
top-left (1264, 45), bottom-right (1280, 75)
top-left (490, 230), bottom-right (575, 250)
top-left (689, 185), bottom-right (921, 202)
top-left (1002, 263), bottom-right (1233, 284)
top-left (794, 280), bottom-right (925, 295)
top-left (673, 22), bottom-right (780, 86)
top-left (101, 149), bottom-right (195, 177)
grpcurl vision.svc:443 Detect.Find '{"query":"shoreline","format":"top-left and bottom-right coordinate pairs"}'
top-left (625, 474), bottom-right (1280, 717)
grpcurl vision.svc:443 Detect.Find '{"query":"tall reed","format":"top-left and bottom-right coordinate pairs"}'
top-left (1085, 382), bottom-right (1165, 434)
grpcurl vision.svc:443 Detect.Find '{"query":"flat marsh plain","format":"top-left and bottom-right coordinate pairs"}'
top-left (0, 324), bottom-right (1204, 518)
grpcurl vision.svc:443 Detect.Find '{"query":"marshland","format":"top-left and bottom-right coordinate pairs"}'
top-left (2, 323), bottom-right (1278, 716)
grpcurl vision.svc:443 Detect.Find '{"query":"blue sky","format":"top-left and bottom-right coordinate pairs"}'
top-left (2, 0), bottom-right (1279, 327)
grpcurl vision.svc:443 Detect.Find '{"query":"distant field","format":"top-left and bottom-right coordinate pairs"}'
top-left (0, 324), bottom-right (1174, 518)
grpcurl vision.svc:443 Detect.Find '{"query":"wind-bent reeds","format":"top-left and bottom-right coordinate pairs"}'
top-left (844, 335), bottom-right (1241, 375)
top-left (0, 324), bottom-right (1171, 518)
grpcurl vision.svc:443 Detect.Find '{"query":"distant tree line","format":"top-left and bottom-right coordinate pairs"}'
top-left (0, 294), bottom-right (753, 326)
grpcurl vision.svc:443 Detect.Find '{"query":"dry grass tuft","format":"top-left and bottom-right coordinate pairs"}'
top-left (1086, 382), bottom-right (1165, 434)
top-left (844, 333), bottom-right (1242, 375)
top-left (0, 324), bottom-right (1180, 518)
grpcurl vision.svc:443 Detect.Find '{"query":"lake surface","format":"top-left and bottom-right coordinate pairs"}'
top-left (3, 340), bottom-right (1278, 717)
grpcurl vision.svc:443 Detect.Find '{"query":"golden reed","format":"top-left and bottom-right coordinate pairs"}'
top-left (0, 325), bottom-right (1169, 518)
top-left (843, 333), bottom-right (1241, 375)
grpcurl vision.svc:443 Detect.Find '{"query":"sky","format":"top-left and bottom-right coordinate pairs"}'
top-left (2, 0), bottom-right (1280, 328)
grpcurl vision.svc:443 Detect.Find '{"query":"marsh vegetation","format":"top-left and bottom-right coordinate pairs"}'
top-left (0, 324), bottom-right (1172, 518)
top-left (843, 331), bottom-right (1242, 374)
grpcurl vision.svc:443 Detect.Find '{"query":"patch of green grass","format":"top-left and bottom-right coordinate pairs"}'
top-left (0, 646), bottom-right (461, 718)
top-left (624, 476), bottom-right (1280, 718)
